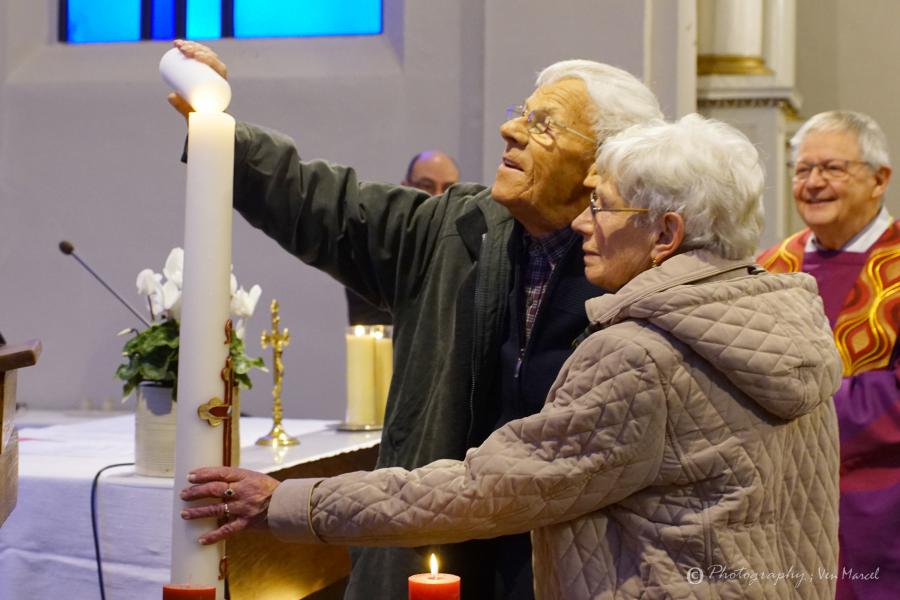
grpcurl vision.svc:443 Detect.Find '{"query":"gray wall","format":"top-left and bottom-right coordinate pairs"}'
top-left (794, 0), bottom-right (900, 221)
top-left (1, 0), bottom-right (668, 419)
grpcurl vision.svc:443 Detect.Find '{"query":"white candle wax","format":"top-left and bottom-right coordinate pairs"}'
top-left (159, 48), bottom-right (232, 113)
top-left (170, 110), bottom-right (235, 600)
top-left (346, 326), bottom-right (376, 425)
top-left (372, 327), bottom-right (393, 426)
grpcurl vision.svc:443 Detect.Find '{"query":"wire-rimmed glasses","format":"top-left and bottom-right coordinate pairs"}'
top-left (589, 190), bottom-right (649, 215)
top-left (790, 159), bottom-right (872, 182)
top-left (505, 104), bottom-right (594, 143)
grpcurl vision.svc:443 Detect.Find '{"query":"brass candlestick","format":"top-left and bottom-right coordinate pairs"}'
top-left (256, 299), bottom-right (299, 447)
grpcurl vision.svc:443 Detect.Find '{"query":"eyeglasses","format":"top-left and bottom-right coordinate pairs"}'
top-left (408, 178), bottom-right (454, 195)
top-left (589, 190), bottom-right (649, 214)
top-left (790, 159), bottom-right (872, 181)
top-left (506, 104), bottom-right (594, 143)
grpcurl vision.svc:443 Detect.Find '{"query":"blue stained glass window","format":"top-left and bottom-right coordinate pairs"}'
top-left (66, 0), bottom-right (141, 43)
top-left (186, 0), bottom-right (222, 40)
top-left (234, 0), bottom-right (382, 38)
top-left (151, 0), bottom-right (176, 41)
top-left (62, 0), bottom-right (382, 43)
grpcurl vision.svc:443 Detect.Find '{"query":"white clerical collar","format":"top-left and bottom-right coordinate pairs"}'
top-left (805, 206), bottom-right (893, 253)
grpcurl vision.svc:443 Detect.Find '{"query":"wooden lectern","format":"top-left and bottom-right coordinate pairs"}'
top-left (0, 338), bottom-right (41, 527)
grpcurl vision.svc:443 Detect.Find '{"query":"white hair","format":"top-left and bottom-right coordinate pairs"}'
top-left (536, 60), bottom-right (663, 141)
top-left (597, 114), bottom-right (764, 260)
top-left (790, 110), bottom-right (891, 170)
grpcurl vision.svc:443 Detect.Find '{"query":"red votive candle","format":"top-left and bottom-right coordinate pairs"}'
top-left (408, 554), bottom-right (460, 600)
top-left (162, 583), bottom-right (216, 599)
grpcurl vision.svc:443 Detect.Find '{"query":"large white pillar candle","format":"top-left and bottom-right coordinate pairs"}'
top-left (372, 326), bottom-right (393, 426)
top-left (345, 325), bottom-right (376, 425)
top-left (169, 110), bottom-right (235, 600)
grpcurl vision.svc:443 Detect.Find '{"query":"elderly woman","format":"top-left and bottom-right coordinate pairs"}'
top-left (182, 115), bottom-right (841, 598)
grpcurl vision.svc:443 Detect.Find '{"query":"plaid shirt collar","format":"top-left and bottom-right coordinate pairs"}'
top-left (524, 226), bottom-right (576, 268)
top-left (521, 227), bottom-right (577, 340)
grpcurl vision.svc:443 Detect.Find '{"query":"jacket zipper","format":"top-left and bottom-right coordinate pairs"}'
top-left (514, 349), bottom-right (525, 379)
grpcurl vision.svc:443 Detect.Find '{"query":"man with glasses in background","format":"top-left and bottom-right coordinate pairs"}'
top-left (402, 150), bottom-right (460, 196)
top-left (169, 41), bottom-right (662, 600)
top-left (758, 110), bottom-right (899, 600)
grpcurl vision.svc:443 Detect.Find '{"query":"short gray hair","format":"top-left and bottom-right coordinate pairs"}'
top-left (790, 110), bottom-right (891, 169)
top-left (536, 60), bottom-right (663, 141)
top-left (597, 114), bottom-right (764, 260)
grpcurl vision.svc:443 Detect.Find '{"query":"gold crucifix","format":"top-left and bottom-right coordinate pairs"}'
top-left (256, 299), bottom-right (299, 446)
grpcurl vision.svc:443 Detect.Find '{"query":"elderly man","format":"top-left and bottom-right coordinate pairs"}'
top-left (758, 110), bottom-right (899, 599)
top-left (402, 150), bottom-right (460, 196)
top-left (169, 40), bottom-right (662, 600)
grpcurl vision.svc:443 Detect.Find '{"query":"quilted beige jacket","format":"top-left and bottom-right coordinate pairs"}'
top-left (268, 250), bottom-right (842, 599)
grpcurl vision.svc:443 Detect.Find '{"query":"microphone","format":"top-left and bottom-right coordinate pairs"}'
top-left (59, 240), bottom-right (151, 328)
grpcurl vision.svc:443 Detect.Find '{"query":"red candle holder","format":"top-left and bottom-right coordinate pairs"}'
top-left (162, 583), bottom-right (216, 599)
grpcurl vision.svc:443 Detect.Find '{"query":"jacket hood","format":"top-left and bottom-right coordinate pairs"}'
top-left (585, 250), bottom-right (842, 420)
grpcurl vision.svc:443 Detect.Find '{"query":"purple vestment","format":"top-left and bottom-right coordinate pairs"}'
top-left (805, 250), bottom-right (900, 599)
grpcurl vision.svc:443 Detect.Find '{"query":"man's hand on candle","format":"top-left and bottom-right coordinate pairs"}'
top-left (167, 40), bottom-right (229, 120)
top-left (179, 466), bottom-right (280, 545)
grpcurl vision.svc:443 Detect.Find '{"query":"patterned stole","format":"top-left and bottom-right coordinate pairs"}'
top-left (759, 222), bottom-right (900, 376)
top-left (757, 229), bottom-right (810, 274)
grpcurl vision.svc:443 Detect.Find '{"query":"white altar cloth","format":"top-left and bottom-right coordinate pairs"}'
top-left (0, 415), bottom-right (380, 599)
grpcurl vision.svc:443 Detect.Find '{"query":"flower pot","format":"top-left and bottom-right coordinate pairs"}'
top-left (135, 383), bottom-right (177, 477)
top-left (135, 383), bottom-right (240, 478)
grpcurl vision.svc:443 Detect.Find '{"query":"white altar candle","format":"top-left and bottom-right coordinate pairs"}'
top-left (161, 46), bottom-right (235, 597)
top-left (170, 110), bottom-right (235, 599)
top-left (345, 326), bottom-right (376, 425)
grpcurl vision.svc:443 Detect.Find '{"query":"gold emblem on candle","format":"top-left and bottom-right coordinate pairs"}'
top-left (197, 397), bottom-right (231, 426)
top-left (196, 321), bottom-right (238, 471)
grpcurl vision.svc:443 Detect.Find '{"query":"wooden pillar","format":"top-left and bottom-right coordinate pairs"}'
top-left (0, 338), bottom-right (41, 527)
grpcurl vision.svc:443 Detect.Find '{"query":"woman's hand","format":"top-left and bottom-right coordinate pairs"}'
top-left (167, 39), bottom-right (229, 120)
top-left (179, 466), bottom-right (280, 545)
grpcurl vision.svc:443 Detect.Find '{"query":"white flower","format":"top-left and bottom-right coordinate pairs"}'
top-left (134, 248), bottom-right (262, 327)
top-left (163, 248), bottom-right (184, 289)
top-left (136, 269), bottom-right (162, 296)
top-left (231, 284), bottom-right (262, 319)
top-left (231, 284), bottom-right (261, 340)
top-left (161, 280), bottom-right (182, 322)
top-left (136, 269), bottom-right (165, 318)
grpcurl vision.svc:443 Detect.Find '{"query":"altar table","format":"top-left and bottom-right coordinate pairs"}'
top-left (0, 413), bottom-right (380, 599)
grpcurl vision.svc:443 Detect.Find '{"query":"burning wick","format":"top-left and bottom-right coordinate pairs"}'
top-left (430, 553), bottom-right (439, 580)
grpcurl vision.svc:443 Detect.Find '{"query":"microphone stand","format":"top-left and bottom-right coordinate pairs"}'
top-left (59, 241), bottom-right (151, 328)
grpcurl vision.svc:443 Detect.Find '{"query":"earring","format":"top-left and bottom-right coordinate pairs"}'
top-left (650, 256), bottom-right (659, 268)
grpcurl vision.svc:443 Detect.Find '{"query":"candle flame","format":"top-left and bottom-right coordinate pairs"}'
top-left (191, 89), bottom-right (228, 113)
top-left (430, 553), bottom-right (439, 578)
top-left (353, 325), bottom-right (367, 337)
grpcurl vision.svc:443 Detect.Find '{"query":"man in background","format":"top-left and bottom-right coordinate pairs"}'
top-left (758, 110), bottom-right (899, 599)
top-left (347, 150), bottom-right (462, 325)
top-left (402, 150), bottom-right (460, 196)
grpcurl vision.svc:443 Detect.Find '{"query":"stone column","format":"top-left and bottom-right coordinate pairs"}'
top-left (698, 0), bottom-right (769, 75)
top-left (696, 0), bottom-right (800, 249)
